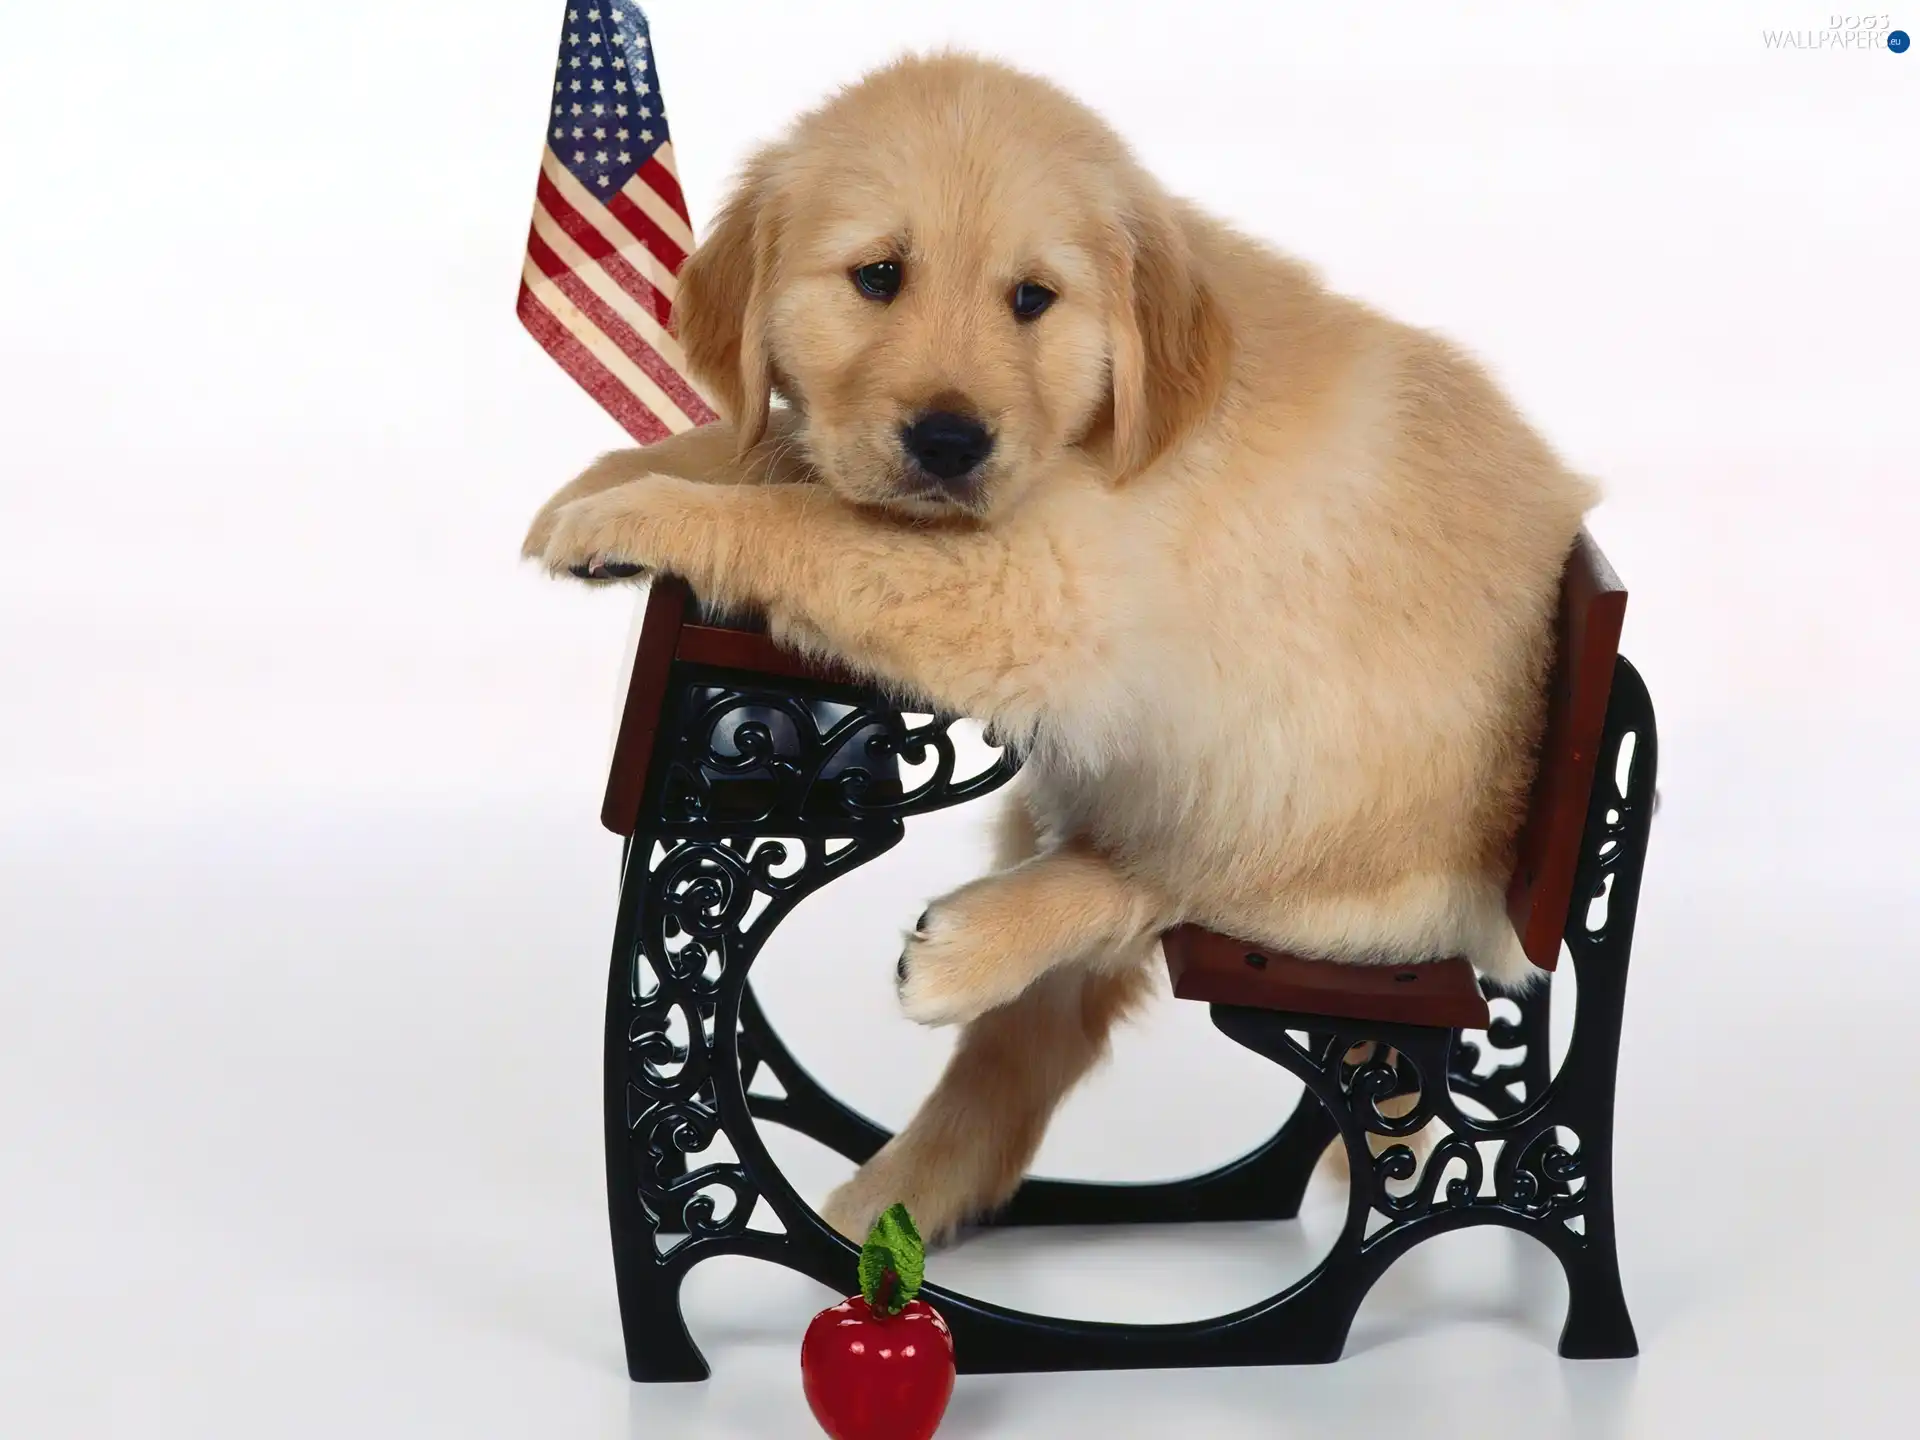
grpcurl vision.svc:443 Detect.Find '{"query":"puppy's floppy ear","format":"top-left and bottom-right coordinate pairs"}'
top-left (1107, 193), bottom-right (1232, 478)
top-left (673, 151), bottom-right (784, 453)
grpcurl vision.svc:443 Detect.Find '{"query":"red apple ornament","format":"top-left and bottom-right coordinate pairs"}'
top-left (802, 1204), bottom-right (955, 1440)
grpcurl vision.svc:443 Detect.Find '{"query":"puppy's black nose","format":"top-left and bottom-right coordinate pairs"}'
top-left (902, 411), bottom-right (994, 484)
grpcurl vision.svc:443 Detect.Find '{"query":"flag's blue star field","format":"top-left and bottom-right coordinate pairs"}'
top-left (548, 6), bottom-right (670, 194)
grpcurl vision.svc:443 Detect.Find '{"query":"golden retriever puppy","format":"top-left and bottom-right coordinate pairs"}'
top-left (523, 53), bottom-right (1593, 1243)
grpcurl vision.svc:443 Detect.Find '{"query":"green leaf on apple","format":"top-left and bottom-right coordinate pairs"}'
top-left (857, 1203), bottom-right (925, 1316)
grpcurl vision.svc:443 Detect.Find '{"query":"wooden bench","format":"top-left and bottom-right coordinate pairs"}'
top-left (593, 531), bottom-right (1655, 1379)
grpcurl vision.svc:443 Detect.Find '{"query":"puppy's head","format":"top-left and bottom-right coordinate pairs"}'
top-left (674, 54), bottom-right (1230, 519)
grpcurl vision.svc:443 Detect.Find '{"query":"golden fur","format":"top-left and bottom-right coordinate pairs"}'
top-left (523, 54), bottom-right (1594, 1242)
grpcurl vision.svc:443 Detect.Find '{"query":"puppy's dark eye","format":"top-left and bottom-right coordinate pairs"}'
top-left (852, 261), bottom-right (903, 301)
top-left (1011, 281), bottom-right (1055, 321)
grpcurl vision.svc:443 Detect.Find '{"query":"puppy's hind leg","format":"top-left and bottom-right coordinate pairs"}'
top-left (820, 956), bottom-right (1155, 1245)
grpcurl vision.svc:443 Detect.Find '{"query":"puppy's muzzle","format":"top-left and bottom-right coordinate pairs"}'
top-left (901, 410), bottom-right (995, 492)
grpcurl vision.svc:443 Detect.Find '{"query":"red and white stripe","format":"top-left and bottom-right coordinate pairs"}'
top-left (518, 140), bottom-right (719, 442)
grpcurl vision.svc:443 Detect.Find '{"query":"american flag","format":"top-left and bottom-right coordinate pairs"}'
top-left (518, 4), bottom-right (718, 441)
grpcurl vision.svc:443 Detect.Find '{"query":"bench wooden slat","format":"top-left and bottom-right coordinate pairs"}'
top-left (1163, 926), bottom-right (1492, 1029)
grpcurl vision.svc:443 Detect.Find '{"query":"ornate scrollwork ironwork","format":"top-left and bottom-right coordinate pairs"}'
top-left (1259, 987), bottom-right (1580, 1239)
top-left (1499, 1127), bottom-right (1586, 1219)
top-left (617, 670), bottom-right (1024, 1256)
top-left (625, 830), bottom-right (889, 1249)
top-left (1373, 1133), bottom-right (1486, 1218)
top-left (656, 681), bottom-right (1021, 830)
top-left (1447, 993), bottom-right (1548, 1122)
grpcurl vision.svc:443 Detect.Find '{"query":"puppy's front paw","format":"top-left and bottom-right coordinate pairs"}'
top-left (521, 451), bottom-right (659, 561)
top-left (520, 494), bottom-right (571, 562)
top-left (895, 899), bottom-right (1029, 1027)
top-left (539, 488), bottom-right (657, 583)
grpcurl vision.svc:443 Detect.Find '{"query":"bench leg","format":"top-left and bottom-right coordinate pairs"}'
top-left (1211, 1004), bottom-right (1634, 1362)
top-left (1558, 1234), bottom-right (1636, 1359)
top-left (604, 820), bottom-right (872, 1384)
top-left (1546, 656), bottom-right (1655, 1359)
top-left (1536, 932), bottom-right (1637, 1360)
top-left (607, 1232), bottom-right (708, 1381)
top-left (602, 850), bottom-right (709, 1379)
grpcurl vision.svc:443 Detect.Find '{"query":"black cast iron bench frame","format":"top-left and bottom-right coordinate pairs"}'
top-left (594, 536), bottom-right (1654, 1380)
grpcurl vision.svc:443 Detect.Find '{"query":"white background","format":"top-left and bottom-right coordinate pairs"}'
top-left (2, 1), bottom-right (1916, 1436)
